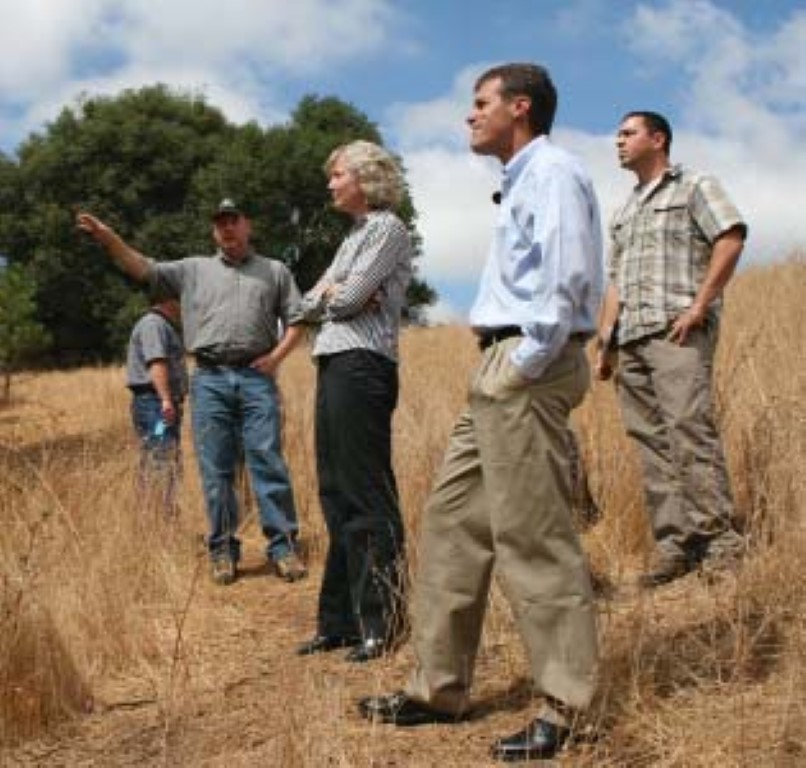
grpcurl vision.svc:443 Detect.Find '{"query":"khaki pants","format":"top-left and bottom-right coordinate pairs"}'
top-left (405, 338), bottom-right (598, 715)
top-left (616, 326), bottom-right (741, 562)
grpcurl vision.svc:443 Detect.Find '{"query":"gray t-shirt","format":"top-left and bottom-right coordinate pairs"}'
top-left (147, 251), bottom-right (303, 359)
top-left (126, 310), bottom-right (188, 397)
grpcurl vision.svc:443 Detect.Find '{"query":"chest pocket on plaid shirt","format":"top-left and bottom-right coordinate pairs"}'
top-left (652, 202), bottom-right (692, 246)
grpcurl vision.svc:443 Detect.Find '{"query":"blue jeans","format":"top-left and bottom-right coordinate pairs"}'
top-left (191, 367), bottom-right (298, 563)
top-left (131, 392), bottom-right (182, 512)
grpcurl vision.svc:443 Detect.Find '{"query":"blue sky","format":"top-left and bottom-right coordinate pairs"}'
top-left (1, 0), bottom-right (803, 319)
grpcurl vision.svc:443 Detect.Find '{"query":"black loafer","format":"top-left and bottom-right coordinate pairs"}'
top-left (490, 718), bottom-right (569, 761)
top-left (296, 634), bottom-right (360, 656)
top-left (358, 691), bottom-right (461, 727)
top-left (345, 637), bottom-right (387, 663)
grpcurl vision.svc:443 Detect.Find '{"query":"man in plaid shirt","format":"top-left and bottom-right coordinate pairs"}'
top-left (596, 111), bottom-right (747, 588)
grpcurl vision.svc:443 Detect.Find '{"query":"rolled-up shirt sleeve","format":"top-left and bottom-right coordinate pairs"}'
top-left (277, 265), bottom-right (304, 326)
top-left (146, 258), bottom-right (186, 298)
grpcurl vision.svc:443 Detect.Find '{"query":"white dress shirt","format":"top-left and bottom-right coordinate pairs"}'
top-left (469, 135), bottom-right (604, 379)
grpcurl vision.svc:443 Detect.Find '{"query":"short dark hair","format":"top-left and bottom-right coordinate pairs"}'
top-left (622, 110), bottom-right (673, 155)
top-left (475, 63), bottom-right (557, 136)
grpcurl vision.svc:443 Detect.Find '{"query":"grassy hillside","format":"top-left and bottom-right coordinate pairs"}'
top-left (0, 261), bottom-right (804, 765)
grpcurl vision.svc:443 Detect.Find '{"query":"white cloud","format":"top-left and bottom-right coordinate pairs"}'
top-left (0, 0), bottom-right (108, 97)
top-left (0, 0), bottom-right (402, 148)
top-left (629, 0), bottom-right (743, 64)
top-left (770, 14), bottom-right (806, 102)
top-left (624, 0), bottom-right (806, 260)
top-left (119, 0), bottom-right (399, 75)
top-left (389, 65), bottom-right (483, 153)
top-left (15, 65), bottom-right (280, 149)
top-left (407, 148), bottom-right (498, 283)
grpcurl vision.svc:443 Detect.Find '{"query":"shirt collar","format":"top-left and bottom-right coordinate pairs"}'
top-left (666, 163), bottom-right (683, 179)
top-left (352, 209), bottom-right (383, 228)
top-left (217, 248), bottom-right (253, 267)
top-left (501, 135), bottom-right (548, 196)
top-left (634, 163), bottom-right (683, 197)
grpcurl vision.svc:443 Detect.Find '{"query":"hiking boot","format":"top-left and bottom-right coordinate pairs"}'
top-left (210, 558), bottom-right (236, 586)
top-left (274, 551), bottom-right (307, 582)
top-left (638, 554), bottom-right (692, 589)
top-left (698, 532), bottom-right (745, 580)
top-left (700, 549), bottom-right (743, 582)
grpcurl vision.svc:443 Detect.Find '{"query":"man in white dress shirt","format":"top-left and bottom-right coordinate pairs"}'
top-left (359, 62), bottom-right (603, 762)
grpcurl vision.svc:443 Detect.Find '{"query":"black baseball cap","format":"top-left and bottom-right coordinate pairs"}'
top-left (212, 198), bottom-right (244, 220)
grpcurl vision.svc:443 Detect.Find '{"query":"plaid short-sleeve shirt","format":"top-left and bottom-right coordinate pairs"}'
top-left (608, 164), bottom-right (746, 345)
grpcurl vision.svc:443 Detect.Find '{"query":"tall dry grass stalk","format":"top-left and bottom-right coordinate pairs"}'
top-left (0, 261), bottom-right (804, 765)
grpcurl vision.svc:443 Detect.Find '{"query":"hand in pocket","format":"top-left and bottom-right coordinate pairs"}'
top-left (499, 360), bottom-right (530, 391)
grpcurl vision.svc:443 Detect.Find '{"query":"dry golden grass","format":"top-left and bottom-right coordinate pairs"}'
top-left (1, 261), bottom-right (804, 765)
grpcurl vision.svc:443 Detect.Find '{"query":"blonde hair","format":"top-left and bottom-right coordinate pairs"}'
top-left (325, 140), bottom-right (405, 210)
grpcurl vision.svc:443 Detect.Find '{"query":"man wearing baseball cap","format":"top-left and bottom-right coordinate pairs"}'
top-left (78, 199), bottom-right (307, 586)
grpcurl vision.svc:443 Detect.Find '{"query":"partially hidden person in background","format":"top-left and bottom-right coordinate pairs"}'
top-left (126, 295), bottom-right (188, 514)
top-left (595, 110), bottom-right (747, 588)
top-left (296, 140), bottom-right (413, 664)
top-left (77, 200), bottom-right (307, 586)
top-left (359, 63), bottom-right (603, 763)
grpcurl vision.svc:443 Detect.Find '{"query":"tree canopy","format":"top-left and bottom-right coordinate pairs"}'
top-left (0, 86), bottom-right (435, 364)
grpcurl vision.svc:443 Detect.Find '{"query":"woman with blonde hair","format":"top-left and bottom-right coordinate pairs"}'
top-left (297, 140), bottom-right (413, 663)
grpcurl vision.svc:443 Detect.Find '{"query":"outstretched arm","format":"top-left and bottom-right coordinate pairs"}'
top-left (76, 212), bottom-right (150, 282)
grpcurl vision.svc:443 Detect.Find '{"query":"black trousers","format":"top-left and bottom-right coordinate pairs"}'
top-left (315, 349), bottom-right (406, 642)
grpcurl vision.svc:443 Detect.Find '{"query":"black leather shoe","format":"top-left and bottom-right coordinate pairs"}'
top-left (296, 634), bottom-right (360, 656)
top-left (345, 637), bottom-right (388, 663)
top-left (490, 718), bottom-right (569, 761)
top-left (358, 691), bottom-right (460, 726)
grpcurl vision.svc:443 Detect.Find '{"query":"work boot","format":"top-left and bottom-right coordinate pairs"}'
top-left (210, 558), bottom-right (236, 586)
top-left (274, 550), bottom-right (307, 582)
top-left (639, 553), bottom-right (692, 589)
